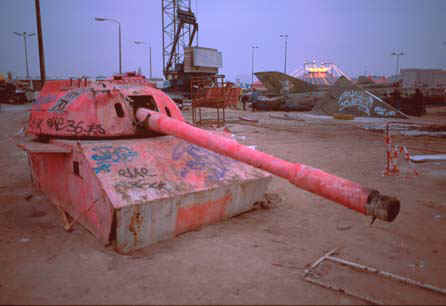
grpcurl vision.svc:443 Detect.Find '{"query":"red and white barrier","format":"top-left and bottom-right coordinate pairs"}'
top-left (385, 122), bottom-right (419, 176)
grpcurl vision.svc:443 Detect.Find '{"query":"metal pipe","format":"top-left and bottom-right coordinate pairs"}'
top-left (304, 275), bottom-right (383, 305)
top-left (136, 108), bottom-right (400, 222)
top-left (326, 255), bottom-right (446, 295)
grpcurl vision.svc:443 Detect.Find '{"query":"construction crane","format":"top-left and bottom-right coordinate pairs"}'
top-left (161, 0), bottom-right (222, 93)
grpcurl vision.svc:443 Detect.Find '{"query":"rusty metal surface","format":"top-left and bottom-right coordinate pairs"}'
top-left (27, 74), bottom-right (183, 138)
top-left (114, 174), bottom-right (269, 253)
top-left (26, 135), bottom-right (271, 252)
top-left (27, 142), bottom-right (114, 244)
top-left (190, 76), bottom-right (241, 125)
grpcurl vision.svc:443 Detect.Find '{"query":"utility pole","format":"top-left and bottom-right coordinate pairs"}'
top-left (280, 34), bottom-right (288, 74)
top-left (391, 51), bottom-right (404, 75)
top-left (13, 31), bottom-right (35, 80)
top-left (35, 0), bottom-right (46, 84)
top-left (251, 46), bottom-right (259, 87)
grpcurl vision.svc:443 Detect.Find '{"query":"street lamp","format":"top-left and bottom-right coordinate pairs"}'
top-left (391, 51), bottom-right (405, 75)
top-left (251, 46), bottom-right (259, 87)
top-left (443, 42), bottom-right (446, 69)
top-left (95, 17), bottom-right (122, 74)
top-left (280, 34), bottom-right (288, 74)
top-left (134, 41), bottom-right (152, 79)
top-left (13, 31), bottom-right (35, 80)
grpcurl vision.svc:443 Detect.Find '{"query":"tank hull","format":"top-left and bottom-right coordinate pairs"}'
top-left (22, 136), bottom-right (271, 253)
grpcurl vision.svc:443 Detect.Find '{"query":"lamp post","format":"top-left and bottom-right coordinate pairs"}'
top-left (13, 31), bottom-right (35, 80)
top-left (251, 46), bottom-right (259, 87)
top-left (443, 42), bottom-right (446, 69)
top-left (391, 51), bottom-right (404, 76)
top-left (95, 17), bottom-right (122, 74)
top-left (280, 34), bottom-right (288, 74)
top-left (134, 41), bottom-right (152, 79)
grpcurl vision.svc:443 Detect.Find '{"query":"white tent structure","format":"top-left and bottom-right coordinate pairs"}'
top-left (290, 61), bottom-right (351, 86)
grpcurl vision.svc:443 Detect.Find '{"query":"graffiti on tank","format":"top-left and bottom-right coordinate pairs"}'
top-left (91, 146), bottom-right (138, 174)
top-left (29, 118), bottom-right (44, 130)
top-left (118, 167), bottom-right (156, 179)
top-left (46, 117), bottom-right (105, 136)
top-left (85, 124), bottom-right (106, 135)
top-left (374, 106), bottom-right (396, 117)
top-left (114, 179), bottom-right (167, 200)
top-left (338, 90), bottom-right (374, 115)
top-left (49, 88), bottom-right (90, 113)
top-left (172, 143), bottom-right (229, 183)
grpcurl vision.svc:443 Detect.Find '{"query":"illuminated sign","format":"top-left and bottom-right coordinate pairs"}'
top-left (305, 67), bottom-right (329, 73)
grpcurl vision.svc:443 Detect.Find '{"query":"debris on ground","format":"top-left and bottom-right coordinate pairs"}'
top-left (410, 154), bottom-right (446, 163)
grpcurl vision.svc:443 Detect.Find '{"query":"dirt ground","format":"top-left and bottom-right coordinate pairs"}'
top-left (1, 103), bottom-right (446, 305)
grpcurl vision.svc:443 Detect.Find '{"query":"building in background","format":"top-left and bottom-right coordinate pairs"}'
top-left (400, 69), bottom-right (446, 88)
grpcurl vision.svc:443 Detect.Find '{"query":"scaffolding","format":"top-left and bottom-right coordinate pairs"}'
top-left (190, 75), bottom-right (241, 126)
top-left (161, 0), bottom-right (197, 79)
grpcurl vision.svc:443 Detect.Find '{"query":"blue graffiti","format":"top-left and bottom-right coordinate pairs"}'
top-left (91, 146), bottom-right (138, 174)
top-left (172, 143), bottom-right (229, 183)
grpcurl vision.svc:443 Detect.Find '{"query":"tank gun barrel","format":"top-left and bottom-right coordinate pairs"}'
top-left (136, 108), bottom-right (399, 222)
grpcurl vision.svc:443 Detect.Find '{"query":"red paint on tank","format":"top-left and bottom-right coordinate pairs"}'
top-left (175, 194), bottom-right (232, 235)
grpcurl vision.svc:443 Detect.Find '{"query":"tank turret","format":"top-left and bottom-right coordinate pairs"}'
top-left (28, 72), bottom-right (182, 139)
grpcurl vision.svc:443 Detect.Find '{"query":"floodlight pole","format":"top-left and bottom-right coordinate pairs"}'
top-left (14, 31), bottom-right (35, 80)
top-left (443, 42), bottom-right (446, 69)
top-left (149, 43), bottom-right (152, 79)
top-left (391, 51), bottom-right (404, 75)
top-left (280, 34), bottom-right (288, 74)
top-left (134, 40), bottom-right (152, 79)
top-left (251, 46), bottom-right (259, 87)
top-left (95, 17), bottom-right (122, 74)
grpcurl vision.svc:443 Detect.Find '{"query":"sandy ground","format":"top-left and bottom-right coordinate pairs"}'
top-left (1, 103), bottom-right (446, 304)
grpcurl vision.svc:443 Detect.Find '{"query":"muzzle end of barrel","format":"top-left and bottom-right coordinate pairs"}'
top-left (365, 190), bottom-right (400, 222)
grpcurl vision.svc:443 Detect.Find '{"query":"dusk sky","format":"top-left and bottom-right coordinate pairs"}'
top-left (1, 0), bottom-right (445, 82)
